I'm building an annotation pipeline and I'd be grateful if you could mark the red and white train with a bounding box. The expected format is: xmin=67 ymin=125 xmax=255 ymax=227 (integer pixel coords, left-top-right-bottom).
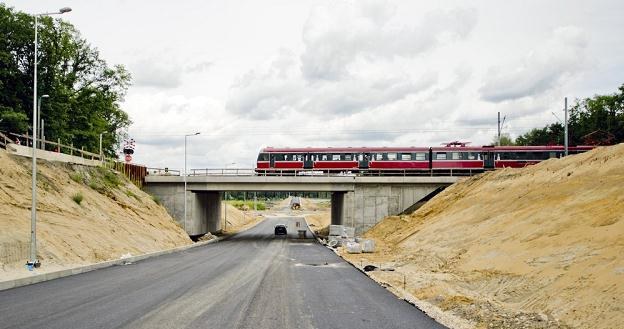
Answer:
xmin=255 ymin=142 xmax=593 ymax=175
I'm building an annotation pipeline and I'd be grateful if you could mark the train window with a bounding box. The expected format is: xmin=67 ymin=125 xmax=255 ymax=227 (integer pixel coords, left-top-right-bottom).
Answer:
xmin=257 ymin=153 xmax=269 ymax=161
xmin=375 ymin=153 xmax=383 ymax=161
xmin=332 ymin=154 xmax=341 ymax=161
xmin=345 ymin=154 xmax=352 ymax=161
xmin=415 ymin=153 xmax=426 ymax=161
xmin=450 ymin=152 xmax=461 ymax=160
xmin=321 ymin=154 xmax=328 ymax=161
xmin=400 ymin=153 xmax=412 ymax=161
xmin=274 ymin=154 xmax=285 ymax=161
xmin=435 ymin=153 xmax=447 ymax=160
xmin=467 ymin=152 xmax=476 ymax=160
xmin=387 ymin=153 xmax=397 ymax=161
xmin=296 ymin=154 xmax=303 ymax=161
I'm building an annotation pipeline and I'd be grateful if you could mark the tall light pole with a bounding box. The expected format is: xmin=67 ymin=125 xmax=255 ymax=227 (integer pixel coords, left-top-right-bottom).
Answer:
xmin=37 ymin=95 xmax=49 ymax=149
xmin=564 ymin=97 xmax=569 ymax=156
xmin=183 ymin=132 xmax=200 ymax=234
xmin=28 ymin=7 xmax=72 ymax=269
xmin=223 ymin=162 xmax=236 ymax=231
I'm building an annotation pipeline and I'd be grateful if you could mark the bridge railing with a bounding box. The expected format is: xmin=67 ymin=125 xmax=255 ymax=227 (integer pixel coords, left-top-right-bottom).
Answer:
xmin=190 ymin=168 xmax=256 ymax=176
xmin=147 ymin=167 xmax=182 ymax=176
xmin=182 ymin=168 xmax=483 ymax=177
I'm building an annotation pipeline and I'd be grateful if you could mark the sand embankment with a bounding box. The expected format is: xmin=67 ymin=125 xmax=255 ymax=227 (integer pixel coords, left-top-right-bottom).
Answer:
xmin=341 ymin=144 xmax=624 ymax=329
xmin=0 ymin=149 xmax=192 ymax=281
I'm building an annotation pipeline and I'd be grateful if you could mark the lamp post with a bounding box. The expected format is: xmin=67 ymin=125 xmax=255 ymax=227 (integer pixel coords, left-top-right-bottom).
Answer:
xmin=37 ymin=95 xmax=49 ymax=149
xmin=28 ymin=7 xmax=72 ymax=269
xmin=223 ymin=162 xmax=236 ymax=231
xmin=183 ymin=132 xmax=200 ymax=233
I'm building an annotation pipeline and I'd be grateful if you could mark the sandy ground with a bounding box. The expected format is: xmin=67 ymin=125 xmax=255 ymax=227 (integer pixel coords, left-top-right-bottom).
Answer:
xmin=339 ymin=144 xmax=624 ymax=329
xmin=220 ymin=203 xmax=265 ymax=234
xmin=0 ymin=149 xmax=192 ymax=282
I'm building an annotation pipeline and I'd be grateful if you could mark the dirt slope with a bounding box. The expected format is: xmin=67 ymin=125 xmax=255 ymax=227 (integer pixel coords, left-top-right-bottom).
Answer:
xmin=0 ymin=149 xmax=192 ymax=281
xmin=342 ymin=144 xmax=624 ymax=329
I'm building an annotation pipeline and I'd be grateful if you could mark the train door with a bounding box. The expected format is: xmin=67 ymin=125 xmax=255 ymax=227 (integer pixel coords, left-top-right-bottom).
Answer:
xmin=359 ymin=153 xmax=370 ymax=169
xmin=303 ymin=153 xmax=314 ymax=169
xmin=483 ymin=151 xmax=494 ymax=169
xmin=270 ymin=154 xmax=276 ymax=168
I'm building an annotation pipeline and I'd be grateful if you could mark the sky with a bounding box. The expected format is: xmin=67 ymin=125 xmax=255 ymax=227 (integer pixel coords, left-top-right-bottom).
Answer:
xmin=3 ymin=0 xmax=624 ymax=171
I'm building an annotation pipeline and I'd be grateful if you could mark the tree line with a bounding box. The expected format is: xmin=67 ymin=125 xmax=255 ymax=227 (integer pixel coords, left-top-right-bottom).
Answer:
xmin=0 ymin=4 xmax=131 ymax=157
xmin=498 ymin=84 xmax=624 ymax=146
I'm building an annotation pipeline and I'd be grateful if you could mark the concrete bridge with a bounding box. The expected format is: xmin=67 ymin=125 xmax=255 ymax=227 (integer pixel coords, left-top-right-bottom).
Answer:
xmin=144 ymin=175 xmax=460 ymax=236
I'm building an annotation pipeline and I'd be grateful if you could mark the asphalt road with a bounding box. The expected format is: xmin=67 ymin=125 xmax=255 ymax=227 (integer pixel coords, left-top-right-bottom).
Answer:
xmin=0 ymin=217 xmax=445 ymax=329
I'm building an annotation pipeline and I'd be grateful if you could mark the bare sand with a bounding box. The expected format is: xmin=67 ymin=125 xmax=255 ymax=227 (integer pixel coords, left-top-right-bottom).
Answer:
xmin=340 ymin=144 xmax=624 ymax=329
xmin=221 ymin=203 xmax=265 ymax=234
xmin=0 ymin=150 xmax=192 ymax=282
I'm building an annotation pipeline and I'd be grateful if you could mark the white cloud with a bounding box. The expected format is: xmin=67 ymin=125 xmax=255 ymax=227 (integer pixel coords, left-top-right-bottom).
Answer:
xmin=479 ymin=26 xmax=588 ymax=103
xmin=300 ymin=3 xmax=477 ymax=81
xmin=131 ymin=59 xmax=183 ymax=89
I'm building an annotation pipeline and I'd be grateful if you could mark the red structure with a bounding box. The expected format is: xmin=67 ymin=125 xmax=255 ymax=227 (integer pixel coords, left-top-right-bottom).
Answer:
xmin=256 ymin=144 xmax=594 ymax=175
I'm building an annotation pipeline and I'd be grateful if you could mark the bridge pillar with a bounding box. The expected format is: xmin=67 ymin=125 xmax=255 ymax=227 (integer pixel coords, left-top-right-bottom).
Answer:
xmin=342 ymin=184 xmax=441 ymax=235
xmin=205 ymin=192 xmax=221 ymax=232
xmin=330 ymin=192 xmax=345 ymax=225
xmin=188 ymin=191 xmax=221 ymax=236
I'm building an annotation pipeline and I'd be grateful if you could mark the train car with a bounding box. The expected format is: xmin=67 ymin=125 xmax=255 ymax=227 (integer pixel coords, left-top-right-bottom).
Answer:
xmin=488 ymin=145 xmax=594 ymax=169
xmin=256 ymin=144 xmax=594 ymax=175
xmin=430 ymin=141 xmax=484 ymax=172
xmin=256 ymin=146 xmax=431 ymax=174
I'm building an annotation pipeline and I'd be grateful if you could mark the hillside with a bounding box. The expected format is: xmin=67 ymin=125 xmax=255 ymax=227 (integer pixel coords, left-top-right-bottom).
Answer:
xmin=341 ymin=144 xmax=624 ymax=329
xmin=0 ymin=149 xmax=192 ymax=281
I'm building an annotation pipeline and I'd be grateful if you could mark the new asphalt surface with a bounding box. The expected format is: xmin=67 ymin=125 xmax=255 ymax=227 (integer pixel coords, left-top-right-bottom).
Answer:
xmin=0 ymin=216 xmax=445 ymax=329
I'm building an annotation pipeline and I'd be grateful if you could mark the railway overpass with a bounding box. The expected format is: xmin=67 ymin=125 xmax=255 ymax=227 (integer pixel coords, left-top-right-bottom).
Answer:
xmin=144 ymin=174 xmax=460 ymax=236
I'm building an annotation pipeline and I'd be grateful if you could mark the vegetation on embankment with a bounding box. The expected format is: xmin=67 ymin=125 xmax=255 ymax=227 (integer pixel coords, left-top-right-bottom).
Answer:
xmin=340 ymin=143 xmax=624 ymax=329
xmin=0 ymin=149 xmax=192 ymax=281
xmin=0 ymin=4 xmax=131 ymax=157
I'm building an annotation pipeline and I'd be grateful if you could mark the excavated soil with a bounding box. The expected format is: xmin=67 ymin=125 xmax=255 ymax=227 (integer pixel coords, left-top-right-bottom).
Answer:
xmin=340 ymin=144 xmax=624 ymax=329
xmin=0 ymin=149 xmax=192 ymax=281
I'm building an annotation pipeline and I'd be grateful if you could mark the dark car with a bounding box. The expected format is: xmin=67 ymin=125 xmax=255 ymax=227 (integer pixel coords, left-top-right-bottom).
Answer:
xmin=274 ymin=224 xmax=287 ymax=235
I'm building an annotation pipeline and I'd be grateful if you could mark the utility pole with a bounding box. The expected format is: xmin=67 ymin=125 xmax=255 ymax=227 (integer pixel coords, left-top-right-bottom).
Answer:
xmin=564 ymin=97 xmax=569 ymax=156
xmin=497 ymin=112 xmax=500 ymax=146
xmin=497 ymin=112 xmax=506 ymax=146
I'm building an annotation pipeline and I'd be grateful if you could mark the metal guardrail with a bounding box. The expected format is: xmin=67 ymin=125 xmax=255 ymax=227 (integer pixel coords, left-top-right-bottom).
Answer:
xmin=147 ymin=167 xmax=182 ymax=176
xmin=190 ymin=168 xmax=256 ymax=176
xmin=161 ymin=168 xmax=484 ymax=178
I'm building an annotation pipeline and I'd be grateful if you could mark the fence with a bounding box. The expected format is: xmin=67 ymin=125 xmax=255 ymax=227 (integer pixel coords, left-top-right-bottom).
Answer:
xmin=188 ymin=168 xmax=483 ymax=177
xmin=3 ymin=131 xmax=104 ymax=161
xmin=105 ymin=161 xmax=148 ymax=188
xmin=1 ymin=130 xmax=148 ymax=187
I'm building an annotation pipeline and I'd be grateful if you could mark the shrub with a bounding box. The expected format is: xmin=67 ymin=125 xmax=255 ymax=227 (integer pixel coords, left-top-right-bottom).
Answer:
xmin=69 ymin=172 xmax=83 ymax=183
xmin=72 ymin=192 xmax=83 ymax=205
xmin=151 ymin=195 xmax=162 ymax=205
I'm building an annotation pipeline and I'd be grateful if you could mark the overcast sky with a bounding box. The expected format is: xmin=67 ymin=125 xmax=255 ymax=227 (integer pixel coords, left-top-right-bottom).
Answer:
xmin=4 ymin=0 xmax=624 ymax=170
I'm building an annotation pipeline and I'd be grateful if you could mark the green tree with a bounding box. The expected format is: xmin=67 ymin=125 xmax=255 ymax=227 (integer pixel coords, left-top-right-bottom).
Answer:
xmin=492 ymin=133 xmax=515 ymax=146
xmin=516 ymin=123 xmax=564 ymax=146
xmin=516 ymin=84 xmax=624 ymax=146
xmin=0 ymin=4 xmax=131 ymax=157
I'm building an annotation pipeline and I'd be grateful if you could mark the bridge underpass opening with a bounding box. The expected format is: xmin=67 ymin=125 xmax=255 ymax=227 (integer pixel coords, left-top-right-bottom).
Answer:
xmin=187 ymin=189 xmax=342 ymax=237
xmin=143 ymin=175 xmax=458 ymax=237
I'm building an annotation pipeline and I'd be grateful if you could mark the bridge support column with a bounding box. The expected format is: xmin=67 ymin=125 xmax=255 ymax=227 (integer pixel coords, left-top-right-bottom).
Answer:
xmin=342 ymin=184 xmax=442 ymax=236
xmin=205 ymin=192 xmax=221 ymax=232
xmin=331 ymin=192 xmax=345 ymax=225
xmin=188 ymin=191 xmax=221 ymax=236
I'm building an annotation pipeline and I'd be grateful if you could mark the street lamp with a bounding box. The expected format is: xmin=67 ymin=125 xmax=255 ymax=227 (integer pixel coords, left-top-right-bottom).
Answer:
xmin=28 ymin=7 xmax=72 ymax=270
xmin=183 ymin=132 xmax=200 ymax=233
xmin=37 ymin=95 xmax=49 ymax=149
xmin=223 ymin=162 xmax=236 ymax=231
